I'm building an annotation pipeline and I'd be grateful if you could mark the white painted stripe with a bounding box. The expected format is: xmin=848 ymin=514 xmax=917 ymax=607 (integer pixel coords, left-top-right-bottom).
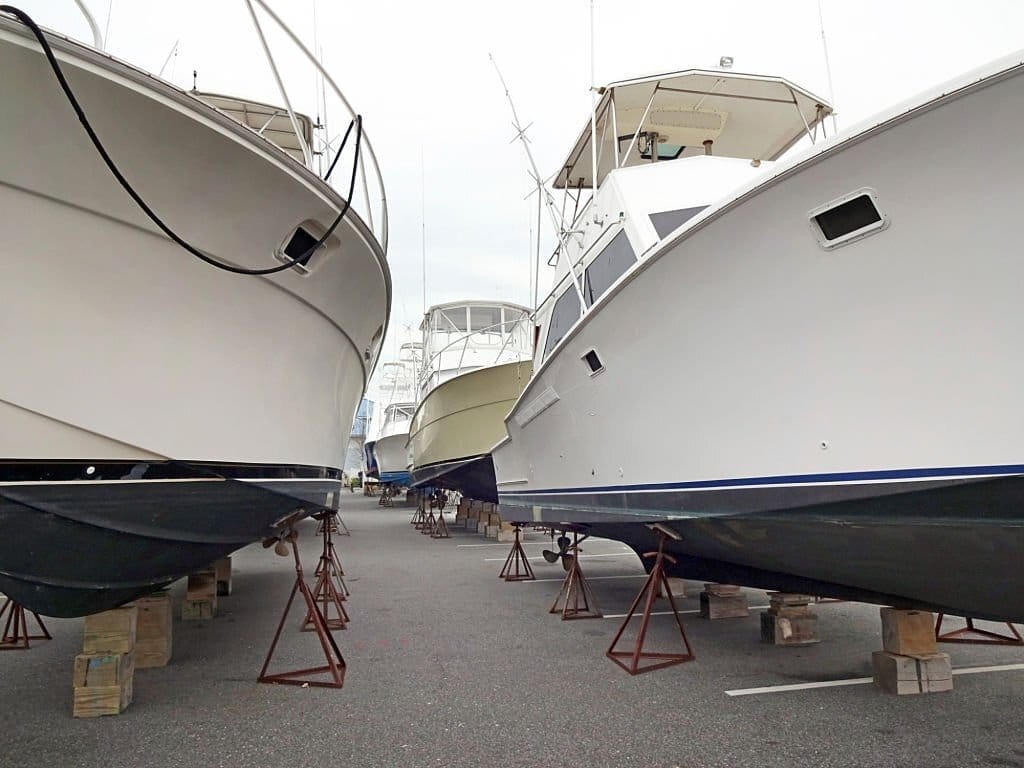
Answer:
xmin=724 ymin=662 xmax=1024 ymax=697
xmin=951 ymin=662 xmax=1024 ymax=676
xmin=0 ymin=476 xmax=338 ymax=487
xmin=602 ymin=604 xmax=769 ymax=619
xmin=0 ymin=477 xmax=222 ymax=486
xmin=483 ymin=551 xmax=634 ymax=563
xmin=525 ymin=574 xmax=649 ymax=583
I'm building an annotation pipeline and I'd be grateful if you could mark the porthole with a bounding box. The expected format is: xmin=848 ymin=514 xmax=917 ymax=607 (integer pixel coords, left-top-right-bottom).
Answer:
xmin=582 ymin=349 xmax=604 ymax=375
xmin=808 ymin=189 xmax=888 ymax=250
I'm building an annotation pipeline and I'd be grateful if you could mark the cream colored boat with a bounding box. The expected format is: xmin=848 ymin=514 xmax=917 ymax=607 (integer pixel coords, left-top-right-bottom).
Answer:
xmin=408 ymin=302 xmax=532 ymax=501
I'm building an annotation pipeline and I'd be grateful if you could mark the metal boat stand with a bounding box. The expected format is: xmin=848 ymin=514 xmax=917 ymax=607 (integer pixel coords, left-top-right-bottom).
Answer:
xmin=378 ymin=484 xmax=394 ymax=507
xmin=410 ymin=495 xmax=426 ymax=527
xmin=549 ymin=533 xmax=601 ymax=620
xmin=606 ymin=533 xmax=695 ymax=675
xmin=313 ymin=512 xmax=349 ymax=597
xmin=258 ymin=529 xmax=346 ymax=688
xmin=430 ymin=492 xmax=450 ymax=538
xmin=935 ymin=614 xmax=1024 ymax=645
xmin=0 ymin=598 xmax=51 ymax=650
xmin=499 ymin=525 xmax=535 ymax=581
xmin=420 ymin=497 xmax=436 ymax=534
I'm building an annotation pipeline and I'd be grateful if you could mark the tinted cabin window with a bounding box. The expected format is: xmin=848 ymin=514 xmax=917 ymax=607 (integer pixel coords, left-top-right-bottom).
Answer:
xmin=584 ymin=231 xmax=636 ymax=306
xmin=814 ymin=195 xmax=882 ymax=241
xmin=543 ymin=288 xmax=581 ymax=358
xmin=649 ymin=205 xmax=708 ymax=239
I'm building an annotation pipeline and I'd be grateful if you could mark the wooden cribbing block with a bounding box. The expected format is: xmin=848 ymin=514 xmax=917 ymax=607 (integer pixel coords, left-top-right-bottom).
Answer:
xmin=699 ymin=586 xmax=749 ymax=619
xmin=182 ymin=598 xmax=215 ymax=621
xmin=73 ymin=651 xmax=134 ymax=718
xmin=129 ymin=593 xmax=172 ymax=668
xmin=872 ymin=651 xmax=952 ymax=695
xmin=213 ymin=557 xmax=232 ymax=596
xmin=82 ymin=606 xmax=138 ymax=654
xmin=74 ymin=651 xmax=134 ymax=688
xmin=186 ymin=569 xmax=217 ymax=600
xmin=880 ymin=608 xmax=937 ymax=656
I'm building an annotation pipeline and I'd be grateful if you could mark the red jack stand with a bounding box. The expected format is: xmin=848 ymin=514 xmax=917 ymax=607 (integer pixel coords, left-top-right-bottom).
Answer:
xmin=0 ymin=598 xmax=51 ymax=650
xmin=549 ymin=535 xmax=601 ymax=619
xmin=499 ymin=525 xmax=535 ymax=581
xmin=606 ymin=534 xmax=694 ymax=675
xmin=935 ymin=614 xmax=1024 ymax=645
xmin=420 ymin=502 xmax=436 ymax=534
xmin=258 ymin=530 xmax=346 ymax=688
xmin=313 ymin=513 xmax=350 ymax=598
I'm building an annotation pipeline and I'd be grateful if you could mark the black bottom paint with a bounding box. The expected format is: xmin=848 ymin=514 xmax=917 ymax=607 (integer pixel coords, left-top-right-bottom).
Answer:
xmin=0 ymin=460 xmax=340 ymax=617
xmin=499 ymin=474 xmax=1024 ymax=623
xmin=411 ymin=454 xmax=498 ymax=503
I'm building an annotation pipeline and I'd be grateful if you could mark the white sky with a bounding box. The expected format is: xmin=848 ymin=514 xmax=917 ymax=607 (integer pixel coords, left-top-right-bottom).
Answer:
xmin=18 ymin=0 xmax=1024 ymax=399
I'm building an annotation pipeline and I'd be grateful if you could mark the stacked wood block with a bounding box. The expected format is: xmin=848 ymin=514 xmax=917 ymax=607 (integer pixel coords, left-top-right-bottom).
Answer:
xmin=214 ymin=557 xmax=232 ymax=596
xmin=760 ymin=593 xmax=820 ymax=646
xmin=699 ymin=583 xmax=750 ymax=619
xmin=496 ymin=521 xmax=518 ymax=543
xmin=182 ymin=569 xmax=217 ymax=620
xmin=455 ymin=499 xmax=469 ymax=527
xmin=485 ymin=511 xmax=502 ymax=539
xmin=74 ymin=606 xmax=137 ymax=718
xmin=476 ymin=502 xmax=492 ymax=534
xmin=129 ymin=592 xmax=172 ymax=668
xmin=872 ymin=608 xmax=952 ymax=695
xmin=465 ymin=501 xmax=481 ymax=531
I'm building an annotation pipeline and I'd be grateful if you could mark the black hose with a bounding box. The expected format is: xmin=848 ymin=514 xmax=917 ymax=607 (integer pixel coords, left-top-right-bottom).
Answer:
xmin=1 ymin=5 xmax=362 ymax=276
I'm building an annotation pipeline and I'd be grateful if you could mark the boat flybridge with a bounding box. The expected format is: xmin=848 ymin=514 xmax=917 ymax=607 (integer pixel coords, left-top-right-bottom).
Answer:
xmin=493 ymin=56 xmax=1024 ymax=622
xmin=538 ymin=67 xmax=832 ymax=357
xmin=408 ymin=301 xmax=533 ymax=501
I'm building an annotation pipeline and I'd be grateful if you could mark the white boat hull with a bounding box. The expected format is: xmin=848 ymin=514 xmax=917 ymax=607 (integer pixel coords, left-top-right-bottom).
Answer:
xmin=495 ymin=54 xmax=1024 ymax=621
xmin=0 ymin=20 xmax=389 ymax=615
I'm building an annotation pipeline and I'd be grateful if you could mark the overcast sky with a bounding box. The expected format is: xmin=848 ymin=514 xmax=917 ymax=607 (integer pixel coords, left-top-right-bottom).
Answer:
xmin=20 ymin=0 xmax=1024 ymax=398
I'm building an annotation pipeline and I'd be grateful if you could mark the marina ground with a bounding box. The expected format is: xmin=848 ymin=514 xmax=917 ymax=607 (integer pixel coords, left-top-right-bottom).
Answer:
xmin=3 ymin=493 xmax=1023 ymax=768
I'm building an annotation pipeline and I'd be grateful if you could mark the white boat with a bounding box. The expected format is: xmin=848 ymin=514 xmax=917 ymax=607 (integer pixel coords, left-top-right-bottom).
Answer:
xmin=366 ymin=343 xmax=420 ymax=487
xmin=493 ymin=56 xmax=1024 ymax=622
xmin=408 ymin=301 xmax=532 ymax=500
xmin=0 ymin=6 xmax=390 ymax=616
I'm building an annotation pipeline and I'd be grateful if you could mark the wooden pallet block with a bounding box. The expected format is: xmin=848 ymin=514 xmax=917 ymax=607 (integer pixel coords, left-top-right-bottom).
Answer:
xmin=213 ymin=557 xmax=232 ymax=596
xmin=73 ymin=651 xmax=134 ymax=718
xmin=73 ymin=678 xmax=133 ymax=718
xmin=182 ymin=598 xmax=215 ymax=621
xmin=82 ymin=606 xmax=138 ymax=654
xmin=186 ymin=570 xmax=217 ymax=601
xmin=880 ymin=608 xmax=937 ymax=656
xmin=872 ymin=650 xmax=952 ymax=694
xmin=129 ymin=593 xmax=172 ymax=668
xmin=699 ymin=591 xmax=749 ymax=620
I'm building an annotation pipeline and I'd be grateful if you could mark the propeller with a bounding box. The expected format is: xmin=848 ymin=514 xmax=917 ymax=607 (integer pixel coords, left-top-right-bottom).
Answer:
xmin=542 ymin=535 xmax=574 ymax=571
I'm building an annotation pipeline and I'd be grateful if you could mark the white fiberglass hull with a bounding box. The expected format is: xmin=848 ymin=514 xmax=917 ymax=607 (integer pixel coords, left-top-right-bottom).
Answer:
xmin=0 ymin=20 xmax=389 ymax=615
xmin=372 ymin=432 xmax=411 ymax=486
xmin=495 ymin=53 xmax=1024 ymax=621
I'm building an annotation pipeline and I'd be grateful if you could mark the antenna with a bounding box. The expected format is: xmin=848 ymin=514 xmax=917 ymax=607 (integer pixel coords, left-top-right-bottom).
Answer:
xmin=588 ymin=0 xmax=598 ymax=196
xmin=488 ymin=54 xmax=587 ymax=309
xmin=157 ymin=40 xmax=179 ymax=79
xmin=817 ymin=0 xmax=839 ymax=134
xmin=420 ymin=147 xmax=427 ymax=316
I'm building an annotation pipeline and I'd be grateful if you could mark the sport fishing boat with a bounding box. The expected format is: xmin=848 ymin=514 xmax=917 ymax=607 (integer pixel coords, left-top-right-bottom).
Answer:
xmin=0 ymin=5 xmax=390 ymax=616
xmin=366 ymin=342 xmax=420 ymax=488
xmin=408 ymin=301 xmax=532 ymax=502
xmin=493 ymin=57 xmax=1024 ymax=622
